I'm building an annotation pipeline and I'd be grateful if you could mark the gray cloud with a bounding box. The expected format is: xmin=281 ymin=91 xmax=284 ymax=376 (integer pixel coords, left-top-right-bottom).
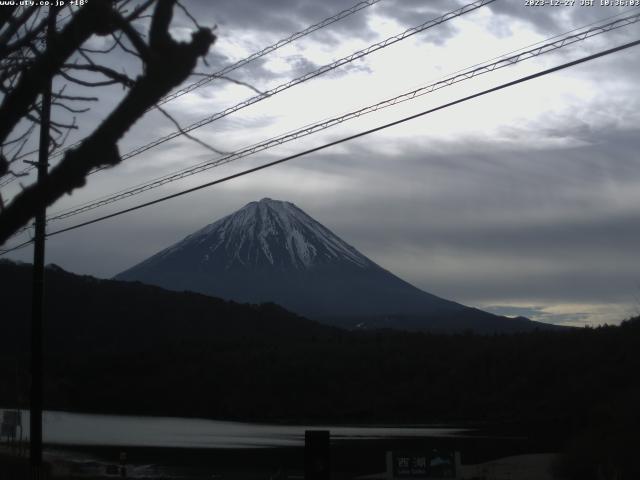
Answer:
xmin=4 ymin=0 xmax=640 ymax=327
xmin=187 ymin=0 xmax=476 ymax=51
xmin=189 ymin=0 xmax=376 ymax=42
xmin=26 ymin=115 xmax=638 ymax=324
xmin=236 ymin=118 xmax=640 ymax=313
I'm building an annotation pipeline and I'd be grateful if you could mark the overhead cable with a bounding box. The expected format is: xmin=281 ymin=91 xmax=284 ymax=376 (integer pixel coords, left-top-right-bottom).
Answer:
xmin=2 ymin=36 xmax=638 ymax=255
xmin=0 ymin=0 xmax=383 ymax=187
xmin=42 ymin=12 xmax=640 ymax=225
xmin=94 ymin=0 xmax=497 ymax=165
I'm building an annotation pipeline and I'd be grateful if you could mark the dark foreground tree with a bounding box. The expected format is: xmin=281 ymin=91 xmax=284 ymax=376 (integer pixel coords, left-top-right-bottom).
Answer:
xmin=0 ymin=0 xmax=215 ymax=245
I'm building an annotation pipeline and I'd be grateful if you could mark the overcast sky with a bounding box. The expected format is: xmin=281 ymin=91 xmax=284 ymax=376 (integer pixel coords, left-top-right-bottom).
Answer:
xmin=3 ymin=0 xmax=640 ymax=326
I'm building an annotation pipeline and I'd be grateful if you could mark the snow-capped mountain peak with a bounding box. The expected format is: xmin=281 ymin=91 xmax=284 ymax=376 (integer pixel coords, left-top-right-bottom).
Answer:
xmin=115 ymin=198 xmax=545 ymax=332
xmin=146 ymin=198 xmax=371 ymax=271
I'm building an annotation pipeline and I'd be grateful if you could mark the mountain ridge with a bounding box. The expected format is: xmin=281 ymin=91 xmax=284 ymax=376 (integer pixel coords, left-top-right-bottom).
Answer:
xmin=116 ymin=198 xmax=553 ymax=333
xmin=0 ymin=258 xmax=336 ymax=356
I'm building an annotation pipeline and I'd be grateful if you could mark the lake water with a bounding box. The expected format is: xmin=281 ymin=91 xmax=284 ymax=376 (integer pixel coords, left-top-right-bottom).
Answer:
xmin=1 ymin=409 xmax=464 ymax=448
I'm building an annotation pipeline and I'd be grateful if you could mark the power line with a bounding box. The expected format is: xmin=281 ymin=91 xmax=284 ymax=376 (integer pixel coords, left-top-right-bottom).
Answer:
xmin=0 ymin=0 xmax=383 ymax=187
xmin=37 ymin=0 xmax=497 ymax=178
xmin=41 ymin=12 xmax=640 ymax=226
xmin=4 ymin=0 xmax=497 ymax=239
xmin=0 ymin=238 xmax=33 ymax=255
xmin=403 ymin=5 xmax=640 ymax=96
xmin=93 ymin=0 xmax=496 ymax=166
xmin=155 ymin=0 xmax=384 ymax=107
xmin=2 ymin=37 xmax=638 ymax=255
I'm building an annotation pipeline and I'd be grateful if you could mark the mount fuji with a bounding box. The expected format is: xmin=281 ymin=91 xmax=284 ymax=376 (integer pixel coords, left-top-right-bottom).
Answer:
xmin=115 ymin=198 xmax=549 ymax=333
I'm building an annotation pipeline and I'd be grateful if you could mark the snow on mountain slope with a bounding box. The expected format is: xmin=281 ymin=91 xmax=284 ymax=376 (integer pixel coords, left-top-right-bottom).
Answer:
xmin=115 ymin=198 xmax=547 ymax=332
xmin=153 ymin=198 xmax=371 ymax=270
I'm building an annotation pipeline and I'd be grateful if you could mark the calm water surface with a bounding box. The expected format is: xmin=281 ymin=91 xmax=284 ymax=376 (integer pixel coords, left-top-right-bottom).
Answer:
xmin=2 ymin=409 xmax=464 ymax=448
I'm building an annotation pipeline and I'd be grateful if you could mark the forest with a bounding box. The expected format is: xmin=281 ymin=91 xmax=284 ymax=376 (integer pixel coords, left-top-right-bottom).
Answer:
xmin=1 ymin=260 xmax=639 ymax=478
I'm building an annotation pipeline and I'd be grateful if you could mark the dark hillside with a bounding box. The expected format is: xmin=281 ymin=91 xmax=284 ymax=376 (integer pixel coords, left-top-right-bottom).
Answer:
xmin=0 ymin=259 xmax=338 ymax=358
xmin=1 ymin=259 xmax=639 ymax=476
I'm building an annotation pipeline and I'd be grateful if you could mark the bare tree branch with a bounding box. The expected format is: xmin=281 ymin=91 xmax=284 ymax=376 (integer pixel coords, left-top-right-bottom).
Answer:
xmin=0 ymin=6 xmax=38 ymax=51
xmin=0 ymin=0 xmax=216 ymax=244
xmin=62 ymin=63 xmax=136 ymax=87
xmin=176 ymin=0 xmax=202 ymax=30
xmin=155 ymin=103 xmax=230 ymax=155
xmin=0 ymin=0 xmax=121 ymax=145
xmin=211 ymin=73 xmax=264 ymax=95
xmin=52 ymin=93 xmax=99 ymax=102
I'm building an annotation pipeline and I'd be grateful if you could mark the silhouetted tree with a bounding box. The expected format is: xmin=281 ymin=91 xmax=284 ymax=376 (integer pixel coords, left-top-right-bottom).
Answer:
xmin=0 ymin=0 xmax=215 ymax=245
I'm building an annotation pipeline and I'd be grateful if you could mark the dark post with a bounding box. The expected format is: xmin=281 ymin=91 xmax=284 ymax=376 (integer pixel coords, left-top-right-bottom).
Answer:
xmin=304 ymin=430 xmax=330 ymax=480
xmin=30 ymin=6 xmax=56 ymax=470
xmin=119 ymin=451 xmax=127 ymax=479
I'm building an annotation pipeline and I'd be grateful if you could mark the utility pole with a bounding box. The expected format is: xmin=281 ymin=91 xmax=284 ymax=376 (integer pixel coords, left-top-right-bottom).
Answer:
xmin=30 ymin=6 xmax=56 ymax=472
